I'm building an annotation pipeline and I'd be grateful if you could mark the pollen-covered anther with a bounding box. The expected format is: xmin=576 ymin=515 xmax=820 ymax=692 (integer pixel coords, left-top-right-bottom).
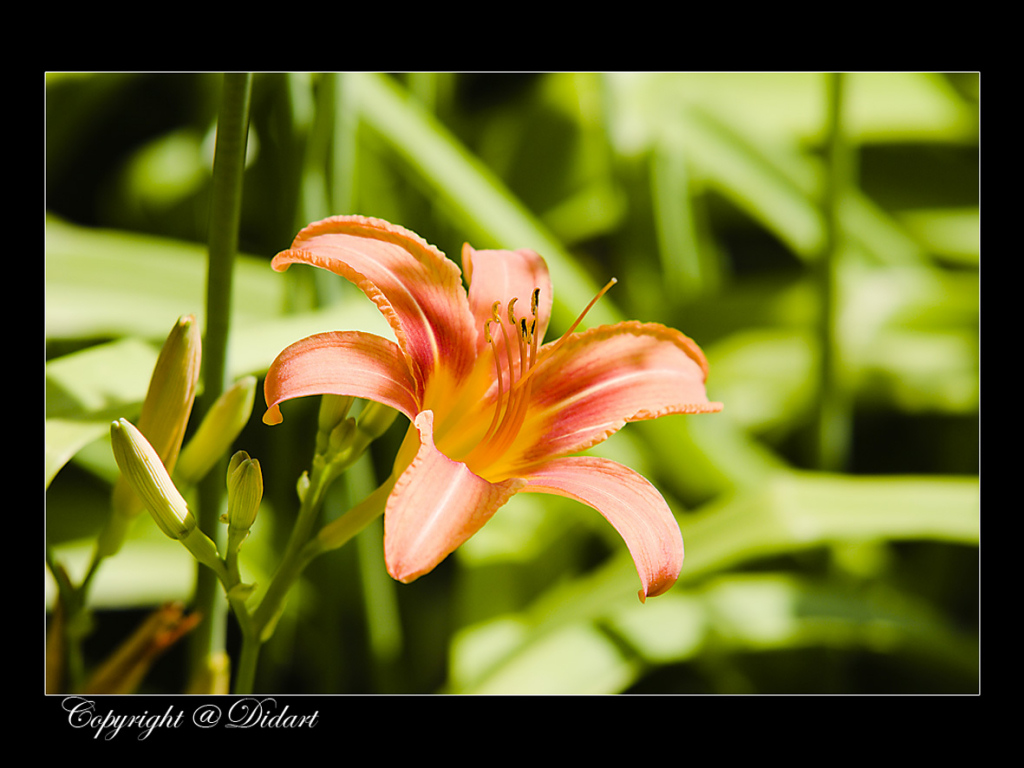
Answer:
xmin=506 ymin=297 xmax=519 ymax=326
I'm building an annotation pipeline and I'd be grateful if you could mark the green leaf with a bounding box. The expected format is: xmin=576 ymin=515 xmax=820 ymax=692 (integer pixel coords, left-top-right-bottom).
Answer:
xmin=45 ymin=215 xmax=281 ymax=341
xmin=448 ymin=470 xmax=978 ymax=693
xmin=45 ymin=338 xmax=157 ymax=487
xmin=679 ymin=471 xmax=979 ymax=581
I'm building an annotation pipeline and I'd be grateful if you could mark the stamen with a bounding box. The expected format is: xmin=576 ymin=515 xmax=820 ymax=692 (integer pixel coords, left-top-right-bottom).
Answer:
xmin=478 ymin=319 xmax=505 ymax=446
xmin=529 ymin=317 xmax=538 ymax=367
xmin=489 ymin=300 xmax=516 ymax=392
xmin=561 ymin=278 xmax=616 ymax=340
xmin=519 ymin=318 xmax=529 ymax=375
xmin=476 ymin=292 xmax=541 ymax=464
xmin=512 ymin=277 xmax=617 ymax=393
xmin=468 ymin=279 xmax=616 ymax=472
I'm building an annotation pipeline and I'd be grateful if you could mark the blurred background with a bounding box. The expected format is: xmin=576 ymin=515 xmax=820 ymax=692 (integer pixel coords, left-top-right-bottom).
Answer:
xmin=45 ymin=72 xmax=979 ymax=694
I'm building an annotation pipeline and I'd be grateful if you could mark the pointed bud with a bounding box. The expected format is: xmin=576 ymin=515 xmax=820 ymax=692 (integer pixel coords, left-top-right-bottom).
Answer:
xmin=356 ymin=400 xmax=398 ymax=441
xmin=318 ymin=394 xmax=355 ymax=434
xmin=328 ymin=417 xmax=357 ymax=452
xmin=296 ymin=471 xmax=311 ymax=503
xmin=112 ymin=315 xmax=202 ymax=518
xmin=175 ymin=375 xmax=257 ymax=484
xmin=110 ymin=418 xmax=195 ymax=540
xmin=110 ymin=418 xmax=224 ymax=575
xmin=135 ymin=314 xmax=202 ymax=473
xmin=226 ymin=451 xmax=262 ymax=536
xmin=316 ymin=395 xmax=355 ymax=455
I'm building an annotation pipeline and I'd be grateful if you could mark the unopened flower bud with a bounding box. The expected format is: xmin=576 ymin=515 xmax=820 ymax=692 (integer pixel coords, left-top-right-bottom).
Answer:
xmin=135 ymin=314 xmax=202 ymax=473
xmin=296 ymin=471 xmax=311 ymax=503
xmin=176 ymin=376 xmax=257 ymax=484
xmin=318 ymin=394 xmax=355 ymax=434
xmin=328 ymin=417 xmax=357 ymax=452
xmin=110 ymin=418 xmax=223 ymax=576
xmin=226 ymin=451 xmax=262 ymax=537
xmin=112 ymin=315 xmax=202 ymax=518
xmin=357 ymin=400 xmax=398 ymax=441
xmin=316 ymin=395 xmax=355 ymax=455
xmin=111 ymin=418 xmax=194 ymax=540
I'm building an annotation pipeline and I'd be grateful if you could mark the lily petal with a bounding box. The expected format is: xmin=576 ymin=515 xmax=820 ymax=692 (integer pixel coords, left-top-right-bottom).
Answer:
xmin=506 ymin=322 xmax=723 ymax=471
xmin=263 ymin=331 xmax=420 ymax=425
xmin=384 ymin=410 xmax=525 ymax=584
xmin=271 ymin=215 xmax=479 ymax=394
xmin=463 ymin=244 xmax=553 ymax=355
xmin=521 ymin=456 xmax=684 ymax=602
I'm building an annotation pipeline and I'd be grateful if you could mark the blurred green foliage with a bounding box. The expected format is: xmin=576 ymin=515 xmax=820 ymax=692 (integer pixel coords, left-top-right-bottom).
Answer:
xmin=45 ymin=72 xmax=979 ymax=694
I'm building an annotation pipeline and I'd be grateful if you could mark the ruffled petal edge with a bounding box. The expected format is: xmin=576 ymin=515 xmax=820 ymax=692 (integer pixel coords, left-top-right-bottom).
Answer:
xmin=502 ymin=321 xmax=723 ymax=472
xmin=272 ymin=215 xmax=479 ymax=392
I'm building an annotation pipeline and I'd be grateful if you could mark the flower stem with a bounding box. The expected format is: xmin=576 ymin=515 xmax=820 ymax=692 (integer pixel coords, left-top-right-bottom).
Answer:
xmin=233 ymin=472 xmax=394 ymax=693
xmin=232 ymin=628 xmax=261 ymax=695
xmin=813 ymin=72 xmax=852 ymax=472
xmin=190 ymin=72 xmax=253 ymax=689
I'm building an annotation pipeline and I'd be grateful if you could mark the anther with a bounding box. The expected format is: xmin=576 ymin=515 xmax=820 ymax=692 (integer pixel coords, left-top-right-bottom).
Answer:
xmin=512 ymin=277 xmax=617 ymax=394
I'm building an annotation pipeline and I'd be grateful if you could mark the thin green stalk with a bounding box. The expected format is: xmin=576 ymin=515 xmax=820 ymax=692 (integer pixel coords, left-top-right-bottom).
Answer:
xmin=813 ymin=73 xmax=852 ymax=472
xmin=232 ymin=629 xmax=261 ymax=695
xmin=190 ymin=72 xmax=253 ymax=688
xmin=224 ymin=479 xmax=323 ymax=691
xmin=328 ymin=72 xmax=357 ymax=215
xmin=229 ymin=472 xmax=393 ymax=693
xmin=204 ymin=72 xmax=252 ymax=399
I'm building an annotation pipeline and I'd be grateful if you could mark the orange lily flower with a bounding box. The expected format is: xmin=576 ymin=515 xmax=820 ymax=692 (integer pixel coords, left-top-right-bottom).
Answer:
xmin=263 ymin=216 xmax=722 ymax=601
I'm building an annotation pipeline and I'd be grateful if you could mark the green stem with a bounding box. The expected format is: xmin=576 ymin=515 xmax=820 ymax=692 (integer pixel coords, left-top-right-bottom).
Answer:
xmin=203 ymin=72 xmax=252 ymax=401
xmin=240 ymin=474 xmax=394 ymax=688
xmin=246 ymin=464 xmax=343 ymax=638
xmin=222 ymin=400 xmax=395 ymax=692
xmin=813 ymin=72 xmax=852 ymax=472
xmin=233 ymin=629 xmax=261 ymax=695
xmin=45 ymin=551 xmax=85 ymax=692
xmin=222 ymin=463 xmax=333 ymax=694
xmin=190 ymin=72 xmax=253 ymax=688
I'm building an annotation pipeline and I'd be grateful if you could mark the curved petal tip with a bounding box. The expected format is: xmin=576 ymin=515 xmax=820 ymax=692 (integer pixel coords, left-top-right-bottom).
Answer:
xmin=521 ymin=456 xmax=683 ymax=604
xmin=263 ymin=404 xmax=283 ymax=426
